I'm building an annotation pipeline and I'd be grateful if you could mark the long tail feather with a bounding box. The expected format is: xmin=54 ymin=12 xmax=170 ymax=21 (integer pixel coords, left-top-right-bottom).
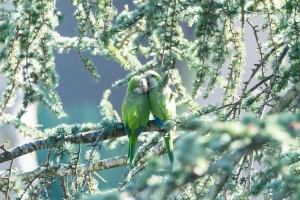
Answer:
xmin=127 ymin=139 xmax=131 ymax=164
xmin=164 ymin=130 xmax=174 ymax=164
xmin=128 ymin=136 xmax=138 ymax=164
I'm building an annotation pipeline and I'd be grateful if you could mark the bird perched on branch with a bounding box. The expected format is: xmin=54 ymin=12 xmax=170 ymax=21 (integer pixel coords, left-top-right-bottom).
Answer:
xmin=122 ymin=76 xmax=150 ymax=164
xmin=144 ymin=70 xmax=176 ymax=165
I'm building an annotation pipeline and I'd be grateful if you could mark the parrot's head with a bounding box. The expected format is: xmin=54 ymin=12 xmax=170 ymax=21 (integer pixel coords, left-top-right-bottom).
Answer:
xmin=128 ymin=75 xmax=148 ymax=94
xmin=144 ymin=70 xmax=162 ymax=89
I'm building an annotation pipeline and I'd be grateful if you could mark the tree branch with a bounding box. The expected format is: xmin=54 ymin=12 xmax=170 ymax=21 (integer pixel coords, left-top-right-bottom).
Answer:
xmin=0 ymin=135 xmax=176 ymax=191
xmin=0 ymin=120 xmax=159 ymax=164
xmin=268 ymin=82 xmax=300 ymax=114
xmin=0 ymin=156 xmax=126 ymax=191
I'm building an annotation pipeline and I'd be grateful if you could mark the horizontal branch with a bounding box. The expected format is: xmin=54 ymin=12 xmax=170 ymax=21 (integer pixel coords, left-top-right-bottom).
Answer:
xmin=0 ymin=120 xmax=160 ymax=164
xmin=0 ymin=155 xmax=127 ymax=191
xmin=0 ymin=136 xmax=174 ymax=191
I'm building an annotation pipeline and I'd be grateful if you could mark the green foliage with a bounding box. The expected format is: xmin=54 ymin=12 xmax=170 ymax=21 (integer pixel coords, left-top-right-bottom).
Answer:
xmin=1 ymin=0 xmax=300 ymax=199
xmin=99 ymin=89 xmax=120 ymax=121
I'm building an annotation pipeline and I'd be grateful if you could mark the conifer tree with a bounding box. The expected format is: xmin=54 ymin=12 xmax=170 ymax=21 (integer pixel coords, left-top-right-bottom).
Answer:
xmin=0 ymin=0 xmax=300 ymax=199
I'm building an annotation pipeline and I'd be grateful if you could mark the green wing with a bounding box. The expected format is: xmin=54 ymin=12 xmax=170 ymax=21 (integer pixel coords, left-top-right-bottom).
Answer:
xmin=137 ymin=94 xmax=151 ymax=127
xmin=122 ymin=92 xmax=150 ymax=131
xmin=149 ymin=86 xmax=176 ymax=122
xmin=122 ymin=92 xmax=150 ymax=164
xmin=148 ymin=85 xmax=176 ymax=165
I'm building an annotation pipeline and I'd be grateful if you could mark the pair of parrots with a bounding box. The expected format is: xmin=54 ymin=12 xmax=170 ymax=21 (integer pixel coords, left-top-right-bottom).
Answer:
xmin=122 ymin=70 xmax=176 ymax=165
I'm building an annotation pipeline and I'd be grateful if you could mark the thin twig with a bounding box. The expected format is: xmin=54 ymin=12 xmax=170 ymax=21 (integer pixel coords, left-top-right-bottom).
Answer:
xmin=246 ymin=153 xmax=254 ymax=199
xmin=5 ymin=159 xmax=14 ymax=200
xmin=81 ymin=130 xmax=104 ymax=193
xmin=258 ymin=45 xmax=289 ymax=116
xmin=119 ymin=164 xmax=146 ymax=190
xmin=93 ymin=172 xmax=107 ymax=183
xmin=60 ymin=175 xmax=69 ymax=199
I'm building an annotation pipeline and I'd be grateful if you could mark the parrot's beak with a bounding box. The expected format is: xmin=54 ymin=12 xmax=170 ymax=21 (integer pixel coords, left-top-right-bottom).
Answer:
xmin=139 ymin=78 xmax=148 ymax=94
xmin=143 ymin=86 xmax=148 ymax=93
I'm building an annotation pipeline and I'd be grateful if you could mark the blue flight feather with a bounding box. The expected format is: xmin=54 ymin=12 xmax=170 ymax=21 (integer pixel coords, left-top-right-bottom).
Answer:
xmin=154 ymin=116 xmax=164 ymax=128
xmin=124 ymin=126 xmax=130 ymax=136
xmin=136 ymin=126 xmax=145 ymax=137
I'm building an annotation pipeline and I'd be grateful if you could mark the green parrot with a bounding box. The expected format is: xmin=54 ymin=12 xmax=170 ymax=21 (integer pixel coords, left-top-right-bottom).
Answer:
xmin=122 ymin=75 xmax=150 ymax=164
xmin=144 ymin=70 xmax=176 ymax=165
